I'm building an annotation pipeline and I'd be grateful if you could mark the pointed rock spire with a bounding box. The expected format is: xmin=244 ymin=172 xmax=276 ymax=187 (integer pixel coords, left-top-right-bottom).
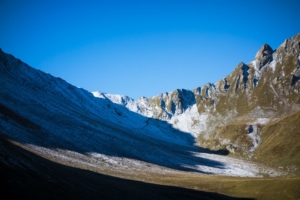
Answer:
xmin=254 ymin=44 xmax=274 ymax=70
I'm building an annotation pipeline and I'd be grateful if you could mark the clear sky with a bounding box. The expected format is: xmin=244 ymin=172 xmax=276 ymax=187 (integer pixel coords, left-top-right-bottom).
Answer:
xmin=1 ymin=0 xmax=299 ymax=99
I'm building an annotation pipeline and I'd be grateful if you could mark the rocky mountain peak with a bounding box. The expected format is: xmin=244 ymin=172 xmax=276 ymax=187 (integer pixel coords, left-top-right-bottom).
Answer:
xmin=88 ymin=33 xmax=300 ymax=155
xmin=254 ymin=43 xmax=274 ymax=70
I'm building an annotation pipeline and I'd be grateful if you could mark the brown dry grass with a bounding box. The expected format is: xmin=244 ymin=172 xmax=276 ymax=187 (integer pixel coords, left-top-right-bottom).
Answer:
xmin=254 ymin=109 xmax=300 ymax=174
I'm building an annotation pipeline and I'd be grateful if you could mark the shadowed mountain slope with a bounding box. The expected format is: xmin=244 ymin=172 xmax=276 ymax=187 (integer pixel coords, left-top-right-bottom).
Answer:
xmin=0 ymin=48 xmax=224 ymax=174
xmin=0 ymin=48 xmax=276 ymax=177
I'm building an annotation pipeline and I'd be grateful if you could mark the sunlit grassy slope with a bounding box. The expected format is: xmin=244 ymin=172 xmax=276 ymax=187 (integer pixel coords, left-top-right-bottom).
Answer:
xmin=198 ymin=109 xmax=300 ymax=176
xmin=254 ymin=109 xmax=300 ymax=174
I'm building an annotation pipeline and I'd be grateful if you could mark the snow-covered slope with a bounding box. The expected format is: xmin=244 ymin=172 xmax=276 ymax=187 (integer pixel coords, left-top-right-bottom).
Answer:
xmin=1 ymin=48 xmax=283 ymax=177
xmin=93 ymin=33 xmax=300 ymax=160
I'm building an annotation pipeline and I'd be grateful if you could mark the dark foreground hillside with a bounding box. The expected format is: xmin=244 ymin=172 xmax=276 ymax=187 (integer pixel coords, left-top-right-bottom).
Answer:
xmin=0 ymin=138 xmax=250 ymax=200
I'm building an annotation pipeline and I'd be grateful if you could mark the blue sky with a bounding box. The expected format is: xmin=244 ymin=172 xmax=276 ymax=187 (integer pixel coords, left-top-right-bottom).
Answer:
xmin=1 ymin=0 xmax=299 ymax=99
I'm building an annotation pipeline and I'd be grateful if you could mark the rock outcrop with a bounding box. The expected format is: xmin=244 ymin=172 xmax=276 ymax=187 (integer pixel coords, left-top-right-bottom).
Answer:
xmin=254 ymin=44 xmax=274 ymax=70
xmin=102 ymin=33 xmax=300 ymax=159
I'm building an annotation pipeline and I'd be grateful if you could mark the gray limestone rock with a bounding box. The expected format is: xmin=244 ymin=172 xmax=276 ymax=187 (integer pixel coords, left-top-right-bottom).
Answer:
xmin=255 ymin=44 xmax=274 ymax=70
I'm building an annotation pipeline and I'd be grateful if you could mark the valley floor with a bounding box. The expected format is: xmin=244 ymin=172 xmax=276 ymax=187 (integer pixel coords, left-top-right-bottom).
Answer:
xmin=1 ymin=137 xmax=299 ymax=200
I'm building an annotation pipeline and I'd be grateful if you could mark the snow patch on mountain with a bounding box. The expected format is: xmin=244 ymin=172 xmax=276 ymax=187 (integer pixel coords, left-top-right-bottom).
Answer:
xmin=170 ymin=105 xmax=208 ymax=138
xmin=92 ymin=91 xmax=142 ymax=113
xmin=246 ymin=118 xmax=270 ymax=152
xmin=269 ymin=51 xmax=278 ymax=72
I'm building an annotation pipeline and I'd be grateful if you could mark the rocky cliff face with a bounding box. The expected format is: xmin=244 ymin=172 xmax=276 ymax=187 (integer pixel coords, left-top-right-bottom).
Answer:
xmin=101 ymin=33 xmax=300 ymax=160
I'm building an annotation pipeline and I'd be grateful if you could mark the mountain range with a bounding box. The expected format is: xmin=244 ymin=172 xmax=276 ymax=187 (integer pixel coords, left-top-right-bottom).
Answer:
xmin=1 ymin=33 xmax=300 ymax=199
xmin=95 ymin=33 xmax=300 ymax=170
